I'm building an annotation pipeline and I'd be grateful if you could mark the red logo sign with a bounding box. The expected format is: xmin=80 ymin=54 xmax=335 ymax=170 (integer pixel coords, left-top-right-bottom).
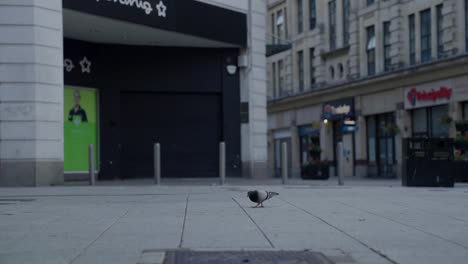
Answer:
xmin=407 ymin=86 xmax=452 ymax=106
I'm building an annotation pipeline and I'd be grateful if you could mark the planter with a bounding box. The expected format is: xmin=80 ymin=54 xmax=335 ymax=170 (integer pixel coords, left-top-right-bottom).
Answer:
xmin=455 ymin=123 xmax=468 ymax=132
xmin=453 ymin=161 xmax=468 ymax=182
xmin=454 ymin=141 xmax=468 ymax=151
xmin=301 ymin=164 xmax=330 ymax=180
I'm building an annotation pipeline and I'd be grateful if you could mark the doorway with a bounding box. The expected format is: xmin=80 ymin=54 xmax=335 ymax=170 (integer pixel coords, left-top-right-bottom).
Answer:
xmin=119 ymin=92 xmax=221 ymax=178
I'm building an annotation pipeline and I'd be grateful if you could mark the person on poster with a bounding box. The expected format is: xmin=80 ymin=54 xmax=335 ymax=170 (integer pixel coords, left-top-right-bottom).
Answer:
xmin=68 ymin=89 xmax=88 ymax=124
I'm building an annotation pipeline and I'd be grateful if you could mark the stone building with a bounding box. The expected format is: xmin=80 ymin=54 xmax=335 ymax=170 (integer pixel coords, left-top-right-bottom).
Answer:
xmin=267 ymin=0 xmax=468 ymax=179
xmin=0 ymin=0 xmax=268 ymax=186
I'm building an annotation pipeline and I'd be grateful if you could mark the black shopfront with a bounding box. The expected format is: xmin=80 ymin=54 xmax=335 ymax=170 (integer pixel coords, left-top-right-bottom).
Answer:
xmin=322 ymin=98 xmax=355 ymax=176
xmin=62 ymin=0 xmax=247 ymax=179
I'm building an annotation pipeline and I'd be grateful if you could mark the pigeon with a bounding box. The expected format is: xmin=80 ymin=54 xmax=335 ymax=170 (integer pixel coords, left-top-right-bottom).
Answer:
xmin=247 ymin=190 xmax=279 ymax=208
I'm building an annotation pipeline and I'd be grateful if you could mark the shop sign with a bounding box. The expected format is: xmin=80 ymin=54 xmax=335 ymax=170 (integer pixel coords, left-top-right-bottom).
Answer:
xmin=95 ymin=0 xmax=167 ymax=17
xmin=322 ymin=98 xmax=354 ymax=120
xmin=405 ymin=86 xmax=452 ymax=109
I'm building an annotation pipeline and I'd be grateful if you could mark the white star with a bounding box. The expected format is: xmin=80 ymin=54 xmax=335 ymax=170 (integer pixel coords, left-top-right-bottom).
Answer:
xmin=64 ymin=59 xmax=75 ymax=72
xmin=156 ymin=1 xmax=167 ymax=17
xmin=79 ymin=57 xmax=92 ymax=74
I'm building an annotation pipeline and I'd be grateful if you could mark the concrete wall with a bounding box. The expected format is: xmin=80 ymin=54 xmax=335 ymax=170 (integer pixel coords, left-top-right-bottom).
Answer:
xmin=0 ymin=0 xmax=64 ymax=186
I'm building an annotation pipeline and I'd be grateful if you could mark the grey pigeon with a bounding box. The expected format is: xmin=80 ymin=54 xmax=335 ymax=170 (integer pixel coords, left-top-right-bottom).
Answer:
xmin=247 ymin=190 xmax=279 ymax=208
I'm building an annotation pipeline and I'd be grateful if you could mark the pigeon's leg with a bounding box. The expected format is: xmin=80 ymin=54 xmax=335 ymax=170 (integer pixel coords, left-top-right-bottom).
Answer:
xmin=260 ymin=203 xmax=264 ymax=208
xmin=252 ymin=204 xmax=260 ymax=208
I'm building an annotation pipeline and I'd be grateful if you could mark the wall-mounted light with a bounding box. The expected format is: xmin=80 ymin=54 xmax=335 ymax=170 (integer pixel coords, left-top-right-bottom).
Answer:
xmin=323 ymin=119 xmax=329 ymax=124
xmin=226 ymin=56 xmax=237 ymax=75
xmin=226 ymin=65 xmax=237 ymax=75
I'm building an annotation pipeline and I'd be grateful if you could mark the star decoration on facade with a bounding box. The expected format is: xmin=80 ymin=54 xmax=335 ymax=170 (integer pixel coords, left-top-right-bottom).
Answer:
xmin=79 ymin=57 xmax=92 ymax=74
xmin=156 ymin=1 xmax=167 ymax=17
xmin=64 ymin=59 xmax=75 ymax=72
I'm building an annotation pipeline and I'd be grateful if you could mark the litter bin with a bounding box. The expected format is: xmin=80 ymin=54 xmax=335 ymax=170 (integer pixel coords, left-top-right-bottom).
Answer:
xmin=402 ymin=138 xmax=454 ymax=187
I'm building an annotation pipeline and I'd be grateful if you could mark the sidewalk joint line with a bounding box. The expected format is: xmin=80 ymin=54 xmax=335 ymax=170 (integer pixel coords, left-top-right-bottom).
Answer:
xmin=388 ymin=198 xmax=468 ymax=225
xmin=278 ymin=197 xmax=399 ymax=264
xmin=179 ymin=194 xmax=190 ymax=248
xmin=335 ymin=200 xmax=468 ymax=251
xmin=232 ymin=197 xmax=275 ymax=249
xmin=69 ymin=207 xmax=132 ymax=264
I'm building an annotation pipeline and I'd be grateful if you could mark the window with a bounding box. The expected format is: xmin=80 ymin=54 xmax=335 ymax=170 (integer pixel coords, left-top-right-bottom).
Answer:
xmin=272 ymin=62 xmax=277 ymax=98
xmin=278 ymin=60 xmax=285 ymax=96
xmin=412 ymin=105 xmax=449 ymax=138
xmin=463 ymin=102 xmax=468 ymax=119
xmin=297 ymin=0 xmax=303 ymax=34
xmin=338 ymin=63 xmax=344 ymax=78
xmin=343 ymin=0 xmax=350 ymax=46
xmin=309 ymin=48 xmax=315 ymax=87
xmin=298 ymin=50 xmax=304 ymax=91
xmin=466 ymin=0 xmax=468 ymax=52
xmin=431 ymin=105 xmax=450 ymax=137
xmin=284 ymin=8 xmax=288 ymax=40
xmin=412 ymin=108 xmax=428 ymax=137
xmin=298 ymin=126 xmax=320 ymax=166
xmin=367 ymin=113 xmax=396 ymax=178
xmin=420 ymin=9 xmax=432 ymax=63
xmin=367 ymin=25 xmax=376 ymax=76
xmin=271 ymin=13 xmax=275 ymax=43
xmin=329 ymin=66 xmax=335 ymax=80
xmin=437 ymin=4 xmax=444 ymax=58
xmin=367 ymin=116 xmax=377 ymax=163
xmin=276 ymin=10 xmax=284 ymax=43
xmin=367 ymin=0 xmax=375 ymax=6
xmin=409 ymin=14 xmax=416 ymax=65
xmin=309 ymin=0 xmax=316 ymax=30
xmin=329 ymin=0 xmax=336 ymax=50
xmin=383 ymin=21 xmax=391 ymax=71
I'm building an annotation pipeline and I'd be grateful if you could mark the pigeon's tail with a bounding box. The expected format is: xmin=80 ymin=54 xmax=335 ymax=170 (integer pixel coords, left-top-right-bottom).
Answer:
xmin=267 ymin=191 xmax=279 ymax=199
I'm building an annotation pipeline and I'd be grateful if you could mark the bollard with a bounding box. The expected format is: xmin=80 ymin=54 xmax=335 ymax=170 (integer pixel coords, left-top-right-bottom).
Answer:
xmin=219 ymin=142 xmax=225 ymax=185
xmin=88 ymin=144 xmax=95 ymax=186
xmin=154 ymin=143 xmax=161 ymax=185
xmin=281 ymin=142 xmax=288 ymax=185
xmin=337 ymin=142 xmax=344 ymax=186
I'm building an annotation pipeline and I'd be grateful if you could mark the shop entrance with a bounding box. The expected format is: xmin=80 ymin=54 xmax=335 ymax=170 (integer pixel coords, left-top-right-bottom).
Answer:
xmin=119 ymin=92 xmax=221 ymax=178
xmin=367 ymin=113 xmax=396 ymax=178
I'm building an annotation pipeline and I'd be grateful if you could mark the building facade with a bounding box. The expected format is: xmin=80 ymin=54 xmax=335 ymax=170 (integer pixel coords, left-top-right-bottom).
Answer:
xmin=267 ymin=0 xmax=468 ymax=179
xmin=0 ymin=0 xmax=268 ymax=186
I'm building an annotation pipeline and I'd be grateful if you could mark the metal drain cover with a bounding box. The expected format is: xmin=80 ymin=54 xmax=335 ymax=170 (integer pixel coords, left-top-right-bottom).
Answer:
xmin=164 ymin=250 xmax=334 ymax=264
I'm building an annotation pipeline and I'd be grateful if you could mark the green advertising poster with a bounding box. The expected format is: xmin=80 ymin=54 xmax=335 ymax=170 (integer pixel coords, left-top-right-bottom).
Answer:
xmin=64 ymin=87 xmax=99 ymax=172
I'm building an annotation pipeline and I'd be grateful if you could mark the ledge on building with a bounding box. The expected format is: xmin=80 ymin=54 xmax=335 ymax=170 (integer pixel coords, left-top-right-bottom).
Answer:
xmin=266 ymin=43 xmax=292 ymax=57
xmin=320 ymin=46 xmax=350 ymax=59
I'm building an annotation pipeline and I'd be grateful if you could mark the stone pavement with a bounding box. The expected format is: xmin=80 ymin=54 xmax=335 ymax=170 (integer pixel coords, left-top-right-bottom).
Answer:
xmin=1 ymin=178 xmax=468 ymax=264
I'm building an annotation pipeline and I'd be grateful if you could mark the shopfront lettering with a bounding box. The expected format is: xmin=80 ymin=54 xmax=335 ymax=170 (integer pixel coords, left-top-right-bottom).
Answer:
xmin=324 ymin=104 xmax=351 ymax=115
xmin=63 ymin=57 xmax=92 ymax=74
xmin=95 ymin=0 xmax=167 ymax=17
xmin=407 ymin=86 xmax=452 ymax=106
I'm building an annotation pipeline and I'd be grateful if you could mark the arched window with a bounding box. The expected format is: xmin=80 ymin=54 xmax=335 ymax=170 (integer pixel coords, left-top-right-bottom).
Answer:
xmin=338 ymin=63 xmax=344 ymax=78
xmin=329 ymin=66 xmax=335 ymax=80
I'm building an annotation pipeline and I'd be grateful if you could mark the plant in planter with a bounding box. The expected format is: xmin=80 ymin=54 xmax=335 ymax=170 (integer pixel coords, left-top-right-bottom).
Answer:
xmin=301 ymin=159 xmax=330 ymax=180
xmin=455 ymin=120 xmax=468 ymax=132
xmin=383 ymin=123 xmax=400 ymax=136
xmin=454 ymin=154 xmax=468 ymax=161
xmin=308 ymin=145 xmax=322 ymax=160
xmin=454 ymin=135 xmax=468 ymax=150
xmin=439 ymin=115 xmax=453 ymax=125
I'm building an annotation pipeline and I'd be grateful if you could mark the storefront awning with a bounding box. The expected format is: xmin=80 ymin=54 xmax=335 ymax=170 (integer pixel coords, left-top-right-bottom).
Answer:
xmin=63 ymin=0 xmax=247 ymax=47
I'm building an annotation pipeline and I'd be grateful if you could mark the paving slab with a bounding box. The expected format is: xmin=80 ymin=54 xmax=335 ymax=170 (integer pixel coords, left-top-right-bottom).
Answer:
xmin=1 ymin=180 xmax=468 ymax=264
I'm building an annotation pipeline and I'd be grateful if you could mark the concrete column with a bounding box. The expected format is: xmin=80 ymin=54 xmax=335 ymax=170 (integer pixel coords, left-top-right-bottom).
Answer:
xmin=290 ymin=125 xmax=301 ymax=178
xmin=240 ymin=0 xmax=268 ymax=178
xmin=354 ymin=115 xmax=368 ymax=177
xmin=449 ymin=101 xmax=461 ymax=138
xmin=395 ymin=108 xmax=410 ymax=179
xmin=0 ymin=0 xmax=64 ymax=186
xmin=320 ymin=122 xmax=333 ymax=162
